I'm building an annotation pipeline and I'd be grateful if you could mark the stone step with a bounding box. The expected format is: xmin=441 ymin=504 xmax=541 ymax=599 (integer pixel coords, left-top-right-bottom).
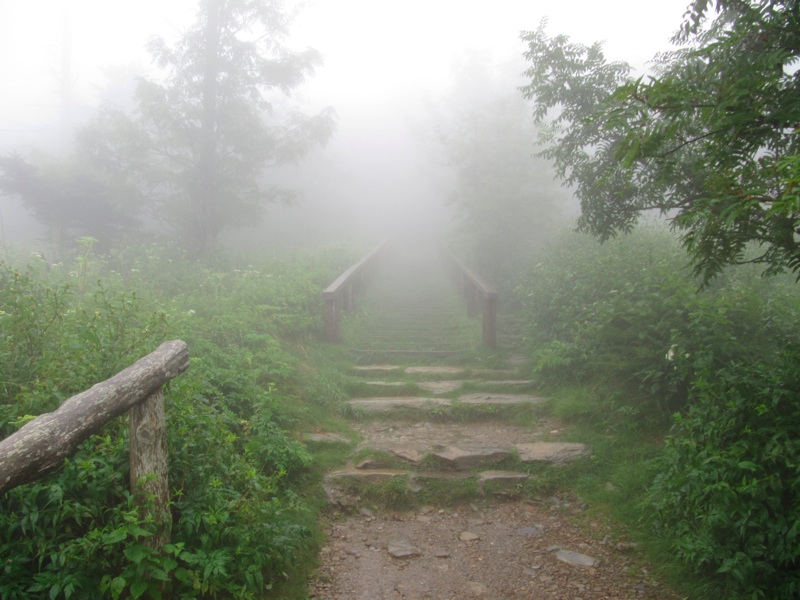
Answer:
xmin=350 ymin=348 xmax=469 ymax=358
xmin=457 ymin=393 xmax=546 ymax=406
xmin=359 ymin=380 xmax=534 ymax=396
xmin=347 ymin=397 xmax=452 ymax=413
xmin=515 ymin=442 xmax=592 ymax=465
xmin=346 ymin=394 xmax=545 ymax=413
xmin=352 ymin=366 xmax=528 ymax=379
xmin=323 ymin=468 xmax=532 ymax=506
xmin=355 ymin=442 xmax=591 ymax=470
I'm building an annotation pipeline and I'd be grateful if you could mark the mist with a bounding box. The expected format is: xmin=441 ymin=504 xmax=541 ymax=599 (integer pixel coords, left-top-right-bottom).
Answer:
xmin=0 ymin=0 xmax=690 ymax=257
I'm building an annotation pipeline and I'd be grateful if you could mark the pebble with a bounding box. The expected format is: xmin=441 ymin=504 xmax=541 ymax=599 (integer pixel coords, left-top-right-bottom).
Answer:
xmin=555 ymin=549 xmax=601 ymax=568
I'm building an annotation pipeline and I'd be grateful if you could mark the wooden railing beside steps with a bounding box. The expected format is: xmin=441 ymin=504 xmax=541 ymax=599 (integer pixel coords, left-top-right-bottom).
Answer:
xmin=322 ymin=239 xmax=498 ymax=349
xmin=322 ymin=240 xmax=388 ymax=342
xmin=448 ymin=254 xmax=498 ymax=348
xmin=0 ymin=340 xmax=189 ymax=549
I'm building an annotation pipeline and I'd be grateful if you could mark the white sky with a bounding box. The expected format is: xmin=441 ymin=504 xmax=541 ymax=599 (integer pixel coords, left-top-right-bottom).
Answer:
xmin=0 ymin=0 xmax=692 ymax=243
xmin=0 ymin=0 xmax=691 ymax=134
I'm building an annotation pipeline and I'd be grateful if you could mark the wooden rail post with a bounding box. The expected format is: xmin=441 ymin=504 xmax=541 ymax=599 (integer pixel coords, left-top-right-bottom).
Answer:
xmin=323 ymin=290 xmax=341 ymax=343
xmin=130 ymin=388 xmax=171 ymax=548
xmin=482 ymin=290 xmax=498 ymax=348
xmin=448 ymin=255 xmax=498 ymax=348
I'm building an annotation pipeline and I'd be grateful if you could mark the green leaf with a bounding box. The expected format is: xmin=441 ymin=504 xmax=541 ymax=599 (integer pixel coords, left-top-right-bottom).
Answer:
xmin=130 ymin=579 xmax=148 ymax=599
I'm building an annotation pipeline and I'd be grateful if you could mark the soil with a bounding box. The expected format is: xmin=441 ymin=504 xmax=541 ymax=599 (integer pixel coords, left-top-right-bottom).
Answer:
xmin=308 ymin=495 xmax=680 ymax=600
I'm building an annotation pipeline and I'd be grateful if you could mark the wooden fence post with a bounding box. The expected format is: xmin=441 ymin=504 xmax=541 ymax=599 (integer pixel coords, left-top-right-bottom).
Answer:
xmin=129 ymin=388 xmax=171 ymax=549
xmin=482 ymin=291 xmax=498 ymax=348
xmin=323 ymin=291 xmax=340 ymax=343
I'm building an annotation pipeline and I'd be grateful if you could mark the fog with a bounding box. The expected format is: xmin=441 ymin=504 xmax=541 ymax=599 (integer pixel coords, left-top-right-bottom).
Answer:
xmin=0 ymin=0 xmax=691 ymax=252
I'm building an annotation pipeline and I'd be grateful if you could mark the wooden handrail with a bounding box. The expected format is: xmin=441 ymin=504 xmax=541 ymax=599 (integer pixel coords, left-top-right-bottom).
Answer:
xmin=448 ymin=255 xmax=498 ymax=348
xmin=0 ymin=340 xmax=189 ymax=548
xmin=323 ymin=240 xmax=387 ymax=342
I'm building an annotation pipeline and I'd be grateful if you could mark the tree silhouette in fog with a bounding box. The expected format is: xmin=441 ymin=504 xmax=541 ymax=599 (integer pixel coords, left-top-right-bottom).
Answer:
xmin=81 ymin=0 xmax=335 ymax=257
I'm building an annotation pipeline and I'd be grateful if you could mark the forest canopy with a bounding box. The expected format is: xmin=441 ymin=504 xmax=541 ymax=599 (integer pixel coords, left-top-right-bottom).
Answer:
xmin=521 ymin=0 xmax=800 ymax=281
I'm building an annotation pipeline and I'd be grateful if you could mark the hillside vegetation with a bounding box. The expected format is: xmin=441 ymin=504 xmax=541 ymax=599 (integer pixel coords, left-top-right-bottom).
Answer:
xmin=0 ymin=241 xmax=357 ymax=599
xmin=516 ymin=226 xmax=800 ymax=599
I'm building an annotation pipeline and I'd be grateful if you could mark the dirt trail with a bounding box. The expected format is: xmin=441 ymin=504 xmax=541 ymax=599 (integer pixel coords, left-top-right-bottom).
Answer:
xmin=308 ymin=498 xmax=676 ymax=599
xmin=308 ymin=365 xmax=679 ymax=599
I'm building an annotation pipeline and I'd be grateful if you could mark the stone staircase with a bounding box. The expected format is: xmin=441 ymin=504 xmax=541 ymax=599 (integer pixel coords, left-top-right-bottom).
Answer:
xmin=323 ymin=361 xmax=591 ymax=506
xmin=343 ymin=245 xmax=477 ymax=356
xmin=319 ymin=245 xmax=591 ymax=507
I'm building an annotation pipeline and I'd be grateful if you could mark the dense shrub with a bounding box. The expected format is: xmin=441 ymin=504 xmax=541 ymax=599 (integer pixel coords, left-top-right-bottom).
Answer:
xmin=516 ymin=226 xmax=800 ymax=597
xmin=517 ymin=227 xmax=800 ymax=414
xmin=0 ymin=244 xmax=352 ymax=598
xmin=648 ymin=351 xmax=800 ymax=599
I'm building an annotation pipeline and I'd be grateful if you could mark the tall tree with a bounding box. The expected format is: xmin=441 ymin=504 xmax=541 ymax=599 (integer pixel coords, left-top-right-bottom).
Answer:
xmin=520 ymin=0 xmax=800 ymax=280
xmin=82 ymin=0 xmax=335 ymax=257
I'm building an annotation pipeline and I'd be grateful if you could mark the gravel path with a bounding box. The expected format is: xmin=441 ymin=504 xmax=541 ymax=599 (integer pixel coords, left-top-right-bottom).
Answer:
xmin=308 ymin=496 xmax=679 ymax=600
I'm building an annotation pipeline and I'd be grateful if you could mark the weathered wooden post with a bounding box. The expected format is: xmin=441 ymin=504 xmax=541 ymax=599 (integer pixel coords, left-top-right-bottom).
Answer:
xmin=447 ymin=254 xmax=498 ymax=349
xmin=323 ymin=290 xmax=341 ymax=343
xmin=482 ymin=290 xmax=498 ymax=348
xmin=129 ymin=388 xmax=171 ymax=548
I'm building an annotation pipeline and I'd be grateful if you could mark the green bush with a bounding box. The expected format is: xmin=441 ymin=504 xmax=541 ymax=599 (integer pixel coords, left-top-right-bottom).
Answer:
xmin=516 ymin=226 xmax=800 ymax=597
xmin=648 ymin=351 xmax=800 ymax=599
xmin=0 ymin=244 xmax=351 ymax=598
xmin=517 ymin=227 xmax=800 ymax=414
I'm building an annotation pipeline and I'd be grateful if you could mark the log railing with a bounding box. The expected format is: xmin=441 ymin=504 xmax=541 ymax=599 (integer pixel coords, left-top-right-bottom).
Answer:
xmin=449 ymin=255 xmax=498 ymax=348
xmin=323 ymin=240 xmax=387 ymax=342
xmin=0 ymin=340 xmax=189 ymax=549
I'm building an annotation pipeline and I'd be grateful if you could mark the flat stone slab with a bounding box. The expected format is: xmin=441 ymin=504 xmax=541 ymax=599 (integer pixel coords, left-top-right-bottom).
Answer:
xmin=355 ymin=421 xmax=553 ymax=451
xmin=326 ymin=469 xmax=408 ymax=484
xmin=469 ymin=369 xmax=519 ymax=377
xmin=405 ymin=366 xmax=465 ymax=375
xmin=478 ymin=470 xmax=529 ymax=483
xmin=474 ymin=380 xmax=534 ymax=387
xmin=376 ymin=445 xmax=512 ymax=470
xmin=386 ymin=447 xmax=426 ymax=464
xmin=417 ymin=380 xmax=464 ymax=394
xmin=515 ymin=442 xmax=591 ymax=464
xmin=304 ymin=432 xmax=351 ymax=444
xmin=458 ymin=393 xmax=546 ymax=406
xmin=476 ymin=470 xmax=529 ymax=493
xmin=430 ymin=446 xmax=511 ymax=470
xmin=353 ymin=365 xmax=402 ymax=373
xmin=347 ymin=397 xmax=452 ymax=413
xmin=410 ymin=471 xmax=474 ymax=482
xmin=363 ymin=381 xmax=407 ymax=387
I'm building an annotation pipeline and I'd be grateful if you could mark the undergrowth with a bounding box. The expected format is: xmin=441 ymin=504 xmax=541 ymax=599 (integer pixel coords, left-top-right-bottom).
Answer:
xmin=0 ymin=241 xmax=359 ymax=599
xmin=516 ymin=226 xmax=800 ymax=599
